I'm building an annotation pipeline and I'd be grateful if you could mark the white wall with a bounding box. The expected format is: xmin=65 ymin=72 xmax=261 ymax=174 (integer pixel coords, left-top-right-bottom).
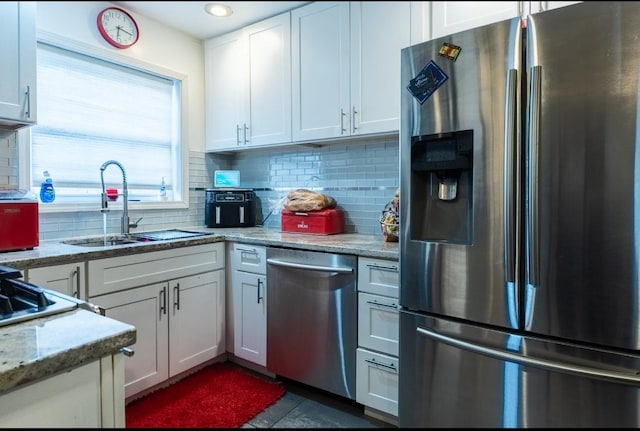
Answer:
xmin=28 ymin=1 xmax=210 ymax=240
xmin=35 ymin=1 xmax=205 ymax=153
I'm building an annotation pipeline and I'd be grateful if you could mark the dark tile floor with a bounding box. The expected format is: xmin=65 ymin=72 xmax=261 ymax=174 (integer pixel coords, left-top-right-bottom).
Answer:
xmin=241 ymin=377 xmax=395 ymax=429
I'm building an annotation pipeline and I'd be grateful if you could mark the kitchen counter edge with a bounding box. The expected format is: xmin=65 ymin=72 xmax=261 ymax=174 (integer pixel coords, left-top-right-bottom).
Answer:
xmin=0 ymin=308 xmax=136 ymax=395
xmin=0 ymin=227 xmax=399 ymax=270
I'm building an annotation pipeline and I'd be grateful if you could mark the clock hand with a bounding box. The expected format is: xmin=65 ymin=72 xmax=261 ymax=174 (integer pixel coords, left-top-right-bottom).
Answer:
xmin=118 ymin=27 xmax=133 ymax=37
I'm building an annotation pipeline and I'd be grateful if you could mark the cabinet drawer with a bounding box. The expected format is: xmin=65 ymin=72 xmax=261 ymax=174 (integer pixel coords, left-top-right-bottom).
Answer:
xmin=88 ymin=243 xmax=224 ymax=297
xmin=356 ymin=347 xmax=398 ymax=417
xmin=357 ymin=257 xmax=399 ymax=298
xmin=358 ymin=292 xmax=399 ymax=355
xmin=229 ymin=243 xmax=266 ymax=274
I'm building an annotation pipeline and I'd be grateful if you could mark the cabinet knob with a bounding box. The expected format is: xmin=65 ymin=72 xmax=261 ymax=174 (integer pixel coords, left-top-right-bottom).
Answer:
xmin=120 ymin=347 xmax=135 ymax=357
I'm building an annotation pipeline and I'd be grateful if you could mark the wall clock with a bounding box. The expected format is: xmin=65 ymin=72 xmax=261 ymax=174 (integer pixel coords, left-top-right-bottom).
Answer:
xmin=97 ymin=7 xmax=139 ymax=49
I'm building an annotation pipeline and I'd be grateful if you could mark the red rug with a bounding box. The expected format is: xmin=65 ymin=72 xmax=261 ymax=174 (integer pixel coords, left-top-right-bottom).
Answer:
xmin=125 ymin=362 xmax=286 ymax=428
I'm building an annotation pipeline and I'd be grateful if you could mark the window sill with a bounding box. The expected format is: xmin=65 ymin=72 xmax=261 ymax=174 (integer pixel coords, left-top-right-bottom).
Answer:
xmin=37 ymin=200 xmax=189 ymax=214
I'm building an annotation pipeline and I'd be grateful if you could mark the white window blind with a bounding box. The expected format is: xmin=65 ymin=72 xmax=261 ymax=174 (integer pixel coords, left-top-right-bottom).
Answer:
xmin=31 ymin=42 xmax=182 ymax=205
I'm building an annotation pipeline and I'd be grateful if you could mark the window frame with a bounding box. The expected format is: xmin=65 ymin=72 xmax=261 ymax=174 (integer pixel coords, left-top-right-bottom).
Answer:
xmin=19 ymin=30 xmax=190 ymax=213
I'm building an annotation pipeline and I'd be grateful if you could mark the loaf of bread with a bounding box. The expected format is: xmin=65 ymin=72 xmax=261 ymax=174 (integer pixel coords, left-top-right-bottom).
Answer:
xmin=284 ymin=189 xmax=337 ymax=212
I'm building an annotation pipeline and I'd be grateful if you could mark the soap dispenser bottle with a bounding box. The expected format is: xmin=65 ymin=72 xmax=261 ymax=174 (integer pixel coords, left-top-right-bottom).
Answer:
xmin=39 ymin=171 xmax=56 ymax=203
xmin=160 ymin=177 xmax=168 ymax=201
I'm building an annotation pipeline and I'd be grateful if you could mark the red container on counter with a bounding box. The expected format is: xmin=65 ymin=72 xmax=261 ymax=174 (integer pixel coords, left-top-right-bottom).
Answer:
xmin=281 ymin=208 xmax=344 ymax=235
xmin=0 ymin=197 xmax=39 ymax=252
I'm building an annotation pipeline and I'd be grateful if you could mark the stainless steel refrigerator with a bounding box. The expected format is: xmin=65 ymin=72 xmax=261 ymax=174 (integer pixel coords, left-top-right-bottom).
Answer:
xmin=399 ymin=2 xmax=640 ymax=427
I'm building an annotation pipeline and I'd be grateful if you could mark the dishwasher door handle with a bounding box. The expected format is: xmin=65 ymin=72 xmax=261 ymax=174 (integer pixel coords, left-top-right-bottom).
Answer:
xmin=267 ymin=258 xmax=353 ymax=274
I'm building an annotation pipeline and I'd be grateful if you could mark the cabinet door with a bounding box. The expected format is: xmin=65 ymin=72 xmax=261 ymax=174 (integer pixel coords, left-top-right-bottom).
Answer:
xmin=350 ymin=2 xmax=412 ymax=136
xmin=357 ymin=257 xmax=399 ymax=298
xmin=292 ymin=1 xmax=350 ymax=142
xmin=229 ymin=242 xmax=267 ymax=274
xmin=410 ymin=1 xmax=432 ymax=44
xmin=93 ymin=282 xmax=169 ymax=399
xmin=0 ymin=360 xmax=103 ymax=427
xmin=233 ymin=270 xmax=267 ymax=366
xmin=0 ymin=1 xmax=36 ymax=128
xmin=431 ymin=1 xmax=521 ymax=38
xmin=529 ymin=1 xmax=582 ymax=13
xmin=27 ymin=262 xmax=85 ymax=299
xmin=245 ymin=13 xmax=292 ymax=147
xmin=204 ymin=29 xmax=247 ymax=150
xmin=356 ymin=347 xmax=399 ymax=417
xmin=169 ymin=270 xmax=225 ymax=376
xmin=358 ymin=292 xmax=399 ymax=356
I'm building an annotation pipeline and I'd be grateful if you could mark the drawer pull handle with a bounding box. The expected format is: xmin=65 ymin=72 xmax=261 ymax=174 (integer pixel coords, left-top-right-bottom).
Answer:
xmin=174 ymin=283 xmax=180 ymax=311
xmin=120 ymin=347 xmax=135 ymax=357
xmin=365 ymin=358 xmax=397 ymax=372
xmin=366 ymin=299 xmax=398 ymax=310
xmin=69 ymin=267 xmax=80 ymax=298
xmin=160 ymin=286 xmax=167 ymax=316
xmin=236 ymin=247 xmax=258 ymax=254
xmin=257 ymin=278 xmax=264 ymax=303
xmin=365 ymin=263 xmax=398 ymax=272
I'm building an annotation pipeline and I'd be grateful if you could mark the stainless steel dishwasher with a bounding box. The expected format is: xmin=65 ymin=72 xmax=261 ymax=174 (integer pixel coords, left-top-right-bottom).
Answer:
xmin=266 ymin=247 xmax=357 ymax=400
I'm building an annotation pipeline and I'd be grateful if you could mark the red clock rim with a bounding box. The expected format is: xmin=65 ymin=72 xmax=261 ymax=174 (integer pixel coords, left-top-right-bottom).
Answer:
xmin=97 ymin=6 xmax=139 ymax=49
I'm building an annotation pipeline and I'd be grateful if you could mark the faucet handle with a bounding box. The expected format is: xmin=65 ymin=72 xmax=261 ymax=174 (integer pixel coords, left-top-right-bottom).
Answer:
xmin=130 ymin=216 xmax=143 ymax=229
xmin=100 ymin=193 xmax=109 ymax=213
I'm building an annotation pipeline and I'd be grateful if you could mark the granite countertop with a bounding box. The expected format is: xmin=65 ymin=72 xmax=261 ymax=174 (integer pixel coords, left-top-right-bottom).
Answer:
xmin=0 ymin=227 xmax=399 ymax=270
xmin=0 ymin=308 xmax=135 ymax=394
xmin=0 ymin=227 xmax=397 ymax=394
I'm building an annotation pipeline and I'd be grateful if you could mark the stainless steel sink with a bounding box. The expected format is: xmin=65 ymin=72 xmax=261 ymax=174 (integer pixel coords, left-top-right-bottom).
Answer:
xmin=62 ymin=235 xmax=143 ymax=247
xmin=61 ymin=230 xmax=210 ymax=248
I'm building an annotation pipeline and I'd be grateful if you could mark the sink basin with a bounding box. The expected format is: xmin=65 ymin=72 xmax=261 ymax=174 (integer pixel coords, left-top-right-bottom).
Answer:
xmin=62 ymin=235 xmax=143 ymax=247
xmin=61 ymin=230 xmax=211 ymax=248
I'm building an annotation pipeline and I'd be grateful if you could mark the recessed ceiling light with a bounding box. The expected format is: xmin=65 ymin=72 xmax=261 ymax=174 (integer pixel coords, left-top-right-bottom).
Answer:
xmin=204 ymin=3 xmax=233 ymax=18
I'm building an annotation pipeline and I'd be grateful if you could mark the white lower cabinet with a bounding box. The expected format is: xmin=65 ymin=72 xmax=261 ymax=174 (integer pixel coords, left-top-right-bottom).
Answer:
xmin=227 ymin=242 xmax=267 ymax=366
xmin=87 ymin=243 xmax=225 ymax=399
xmin=356 ymin=256 xmax=399 ymax=419
xmin=356 ymin=348 xmax=399 ymax=418
xmin=26 ymin=261 xmax=86 ymax=299
xmin=0 ymin=354 xmax=125 ymax=428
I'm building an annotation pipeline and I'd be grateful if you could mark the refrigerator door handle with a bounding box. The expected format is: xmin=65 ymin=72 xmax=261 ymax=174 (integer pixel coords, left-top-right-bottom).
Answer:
xmin=504 ymin=68 xmax=518 ymax=287
xmin=524 ymin=65 xmax=542 ymax=328
xmin=527 ymin=65 xmax=542 ymax=289
xmin=417 ymin=326 xmax=640 ymax=385
xmin=504 ymin=68 xmax=520 ymax=329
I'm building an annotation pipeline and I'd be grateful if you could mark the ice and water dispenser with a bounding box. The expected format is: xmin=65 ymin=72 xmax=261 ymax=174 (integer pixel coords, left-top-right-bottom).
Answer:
xmin=410 ymin=130 xmax=473 ymax=244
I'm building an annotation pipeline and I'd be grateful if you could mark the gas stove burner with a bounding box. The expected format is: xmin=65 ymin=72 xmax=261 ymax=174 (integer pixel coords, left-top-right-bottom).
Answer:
xmin=0 ymin=278 xmax=54 ymax=315
xmin=0 ymin=265 xmax=79 ymax=327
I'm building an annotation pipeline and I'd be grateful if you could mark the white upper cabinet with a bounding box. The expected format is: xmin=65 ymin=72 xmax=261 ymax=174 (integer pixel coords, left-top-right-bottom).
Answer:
xmin=245 ymin=14 xmax=292 ymax=147
xmin=350 ymin=2 xmax=414 ymax=136
xmin=529 ymin=1 xmax=582 ymax=14
xmin=430 ymin=1 xmax=582 ymax=39
xmin=431 ymin=1 xmax=522 ymax=39
xmin=0 ymin=2 xmax=36 ymax=130
xmin=204 ymin=29 xmax=245 ymax=150
xmin=205 ymin=12 xmax=291 ymax=151
xmin=291 ymin=1 xmax=350 ymax=142
xmin=292 ymin=2 xmax=415 ymax=142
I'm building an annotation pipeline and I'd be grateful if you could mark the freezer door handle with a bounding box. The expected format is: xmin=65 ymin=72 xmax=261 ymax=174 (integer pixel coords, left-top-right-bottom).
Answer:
xmin=417 ymin=326 xmax=640 ymax=385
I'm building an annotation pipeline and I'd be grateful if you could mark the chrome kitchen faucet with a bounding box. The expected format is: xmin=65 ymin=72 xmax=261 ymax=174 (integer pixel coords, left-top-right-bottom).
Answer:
xmin=100 ymin=160 xmax=141 ymax=235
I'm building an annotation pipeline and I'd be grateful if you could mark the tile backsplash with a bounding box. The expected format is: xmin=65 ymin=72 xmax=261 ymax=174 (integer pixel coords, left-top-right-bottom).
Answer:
xmin=0 ymin=133 xmax=18 ymax=187
xmin=1 ymin=133 xmax=399 ymax=240
xmin=222 ymin=135 xmax=400 ymax=235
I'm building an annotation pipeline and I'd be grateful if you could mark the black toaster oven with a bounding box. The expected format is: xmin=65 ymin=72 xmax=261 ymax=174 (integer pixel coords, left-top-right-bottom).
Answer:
xmin=205 ymin=188 xmax=256 ymax=228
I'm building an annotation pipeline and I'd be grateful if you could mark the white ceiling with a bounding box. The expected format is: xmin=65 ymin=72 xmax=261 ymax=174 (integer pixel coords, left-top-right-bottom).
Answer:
xmin=112 ymin=1 xmax=311 ymax=40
